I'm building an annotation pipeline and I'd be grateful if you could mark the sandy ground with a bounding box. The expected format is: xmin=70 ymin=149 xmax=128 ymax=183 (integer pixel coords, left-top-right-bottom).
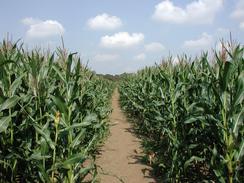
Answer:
xmin=96 ymin=89 xmax=157 ymax=183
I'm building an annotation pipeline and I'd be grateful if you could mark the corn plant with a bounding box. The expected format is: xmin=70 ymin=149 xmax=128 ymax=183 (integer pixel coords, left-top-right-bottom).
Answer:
xmin=119 ymin=44 xmax=244 ymax=182
xmin=0 ymin=39 xmax=113 ymax=182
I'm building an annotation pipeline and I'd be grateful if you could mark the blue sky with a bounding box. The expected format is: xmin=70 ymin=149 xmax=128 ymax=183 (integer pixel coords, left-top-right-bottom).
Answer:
xmin=1 ymin=0 xmax=243 ymax=74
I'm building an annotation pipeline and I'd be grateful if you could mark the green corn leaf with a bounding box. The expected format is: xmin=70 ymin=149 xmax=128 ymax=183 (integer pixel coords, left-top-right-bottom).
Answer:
xmin=184 ymin=116 xmax=205 ymax=124
xmin=213 ymin=170 xmax=226 ymax=183
xmin=0 ymin=59 xmax=16 ymax=67
xmin=27 ymin=152 xmax=51 ymax=161
xmin=233 ymin=71 xmax=244 ymax=106
xmin=74 ymin=164 xmax=94 ymax=181
xmin=52 ymin=65 xmax=66 ymax=84
xmin=60 ymin=122 xmax=91 ymax=133
xmin=232 ymin=108 xmax=244 ymax=137
xmin=0 ymin=96 xmax=19 ymax=111
xmin=59 ymin=153 xmax=86 ymax=169
xmin=34 ymin=124 xmax=55 ymax=150
xmin=75 ymin=58 xmax=81 ymax=76
xmin=66 ymin=53 xmax=75 ymax=82
xmin=51 ymin=95 xmax=68 ymax=117
xmin=221 ymin=61 xmax=233 ymax=91
xmin=188 ymin=144 xmax=198 ymax=149
xmin=48 ymin=53 xmax=55 ymax=68
xmin=236 ymin=141 xmax=244 ymax=163
xmin=184 ymin=156 xmax=205 ymax=171
xmin=83 ymin=113 xmax=98 ymax=122
xmin=9 ymin=73 xmax=25 ymax=95
xmin=0 ymin=111 xmax=17 ymax=133
xmin=40 ymin=137 xmax=49 ymax=155
xmin=0 ymin=116 xmax=11 ymax=133
xmin=70 ymin=129 xmax=86 ymax=149
xmin=38 ymin=165 xmax=51 ymax=183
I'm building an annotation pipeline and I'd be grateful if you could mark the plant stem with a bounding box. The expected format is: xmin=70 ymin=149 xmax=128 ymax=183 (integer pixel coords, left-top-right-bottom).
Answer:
xmin=51 ymin=125 xmax=58 ymax=182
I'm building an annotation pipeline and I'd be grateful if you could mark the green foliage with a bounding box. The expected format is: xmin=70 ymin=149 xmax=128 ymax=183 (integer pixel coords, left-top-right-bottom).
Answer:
xmin=0 ymin=40 xmax=114 ymax=182
xmin=119 ymin=47 xmax=244 ymax=182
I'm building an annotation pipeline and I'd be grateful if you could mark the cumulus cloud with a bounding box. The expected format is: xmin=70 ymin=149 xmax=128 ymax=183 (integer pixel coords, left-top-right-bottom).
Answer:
xmin=145 ymin=42 xmax=165 ymax=52
xmin=22 ymin=17 xmax=65 ymax=38
xmin=87 ymin=13 xmax=122 ymax=30
xmin=231 ymin=1 xmax=244 ymax=31
xmin=94 ymin=53 xmax=119 ymax=62
xmin=240 ymin=22 xmax=244 ymax=30
xmin=22 ymin=17 xmax=41 ymax=25
xmin=134 ymin=53 xmax=146 ymax=60
xmin=152 ymin=0 xmax=223 ymax=24
xmin=100 ymin=32 xmax=144 ymax=48
xmin=231 ymin=0 xmax=244 ymax=19
xmin=183 ymin=33 xmax=213 ymax=49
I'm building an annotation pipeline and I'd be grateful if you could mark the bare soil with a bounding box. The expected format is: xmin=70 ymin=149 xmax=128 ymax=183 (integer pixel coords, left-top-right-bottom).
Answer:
xmin=96 ymin=89 xmax=157 ymax=183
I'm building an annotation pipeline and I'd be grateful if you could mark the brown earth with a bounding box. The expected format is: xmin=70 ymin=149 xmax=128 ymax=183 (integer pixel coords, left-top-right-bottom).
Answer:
xmin=96 ymin=89 xmax=157 ymax=183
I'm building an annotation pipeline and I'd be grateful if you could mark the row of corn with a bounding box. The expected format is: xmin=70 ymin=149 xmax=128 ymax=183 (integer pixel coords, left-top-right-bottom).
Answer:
xmin=119 ymin=44 xmax=244 ymax=182
xmin=0 ymin=40 xmax=114 ymax=182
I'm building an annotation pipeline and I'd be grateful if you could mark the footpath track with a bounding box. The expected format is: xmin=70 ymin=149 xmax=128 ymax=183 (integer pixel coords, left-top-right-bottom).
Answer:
xmin=96 ymin=89 xmax=157 ymax=183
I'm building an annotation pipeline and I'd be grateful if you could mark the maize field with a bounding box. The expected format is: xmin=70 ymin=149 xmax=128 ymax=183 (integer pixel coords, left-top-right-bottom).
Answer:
xmin=0 ymin=40 xmax=113 ymax=182
xmin=119 ymin=44 xmax=244 ymax=182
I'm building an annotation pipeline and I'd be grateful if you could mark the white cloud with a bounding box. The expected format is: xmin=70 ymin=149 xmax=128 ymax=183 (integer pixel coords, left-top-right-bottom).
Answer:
xmin=152 ymin=0 xmax=223 ymax=24
xmin=183 ymin=33 xmax=213 ymax=49
xmin=231 ymin=0 xmax=244 ymax=20
xmin=22 ymin=17 xmax=41 ymax=25
xmin=240 ymin=22 xmax=244 ymax=30
xmin=94 ymin=53 xmax=119 ymax=62
xmin=231 ymin=1 xmax=244 ymax=31
xmin=22 ymin=17 xmax=65 ymax=38
xmin=100 ymin=32 xmax=144 ymax=48
xmin=145 ymin=42 xmax=165 ymax=52
xmin=134 ymin=53 xmax=146 ymax=60
xmin=87 ymin=13 xmax=122 ymax=30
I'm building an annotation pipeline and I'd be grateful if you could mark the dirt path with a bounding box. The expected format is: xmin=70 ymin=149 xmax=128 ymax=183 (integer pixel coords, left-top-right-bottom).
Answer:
xmin=96 ymin=89 xmax=156 ymax=183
